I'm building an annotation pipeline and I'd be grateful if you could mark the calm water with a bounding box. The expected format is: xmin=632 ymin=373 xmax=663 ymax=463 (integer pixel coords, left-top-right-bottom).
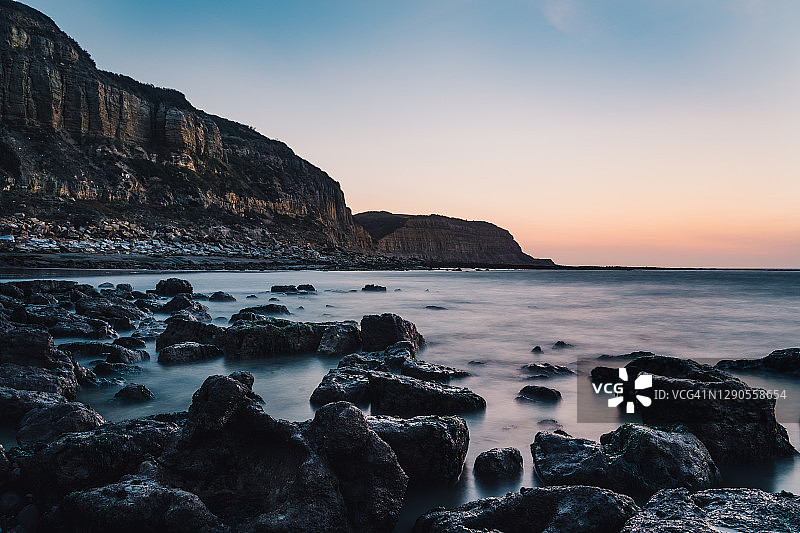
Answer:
xmin=2 ymin=268 xmax=799 ymax=531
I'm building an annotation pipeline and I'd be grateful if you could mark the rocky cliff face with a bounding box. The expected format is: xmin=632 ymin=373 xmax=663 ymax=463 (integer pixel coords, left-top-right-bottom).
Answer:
xmin=353 ymin=211 xmax=553 ymax=266
xmin=0 ymin=0 xmax=368 ymax=248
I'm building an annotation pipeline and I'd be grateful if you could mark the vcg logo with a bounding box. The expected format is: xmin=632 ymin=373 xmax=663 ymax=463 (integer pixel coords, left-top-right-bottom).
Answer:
xmin=592 ymin=368 xmax=654 ymax=413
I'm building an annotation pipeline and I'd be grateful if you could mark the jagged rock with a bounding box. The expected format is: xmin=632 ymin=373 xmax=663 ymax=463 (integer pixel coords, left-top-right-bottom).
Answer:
xmin=113 ymin=336 xmax=147 ymax=349
xmin=15 ymin=419 xmax=180 ymax=504
xmin=517 ymin=384 xmax=561 ymax=402
xmin=115 ymin=383 xmax=155 ymax=402
xmin=236 ymin=304 xmax=291 ymax=316
xmin=361 ymin=313 xmax=425 ymax=355
xmin=621 ymin=488 xmax=800 ymax=533
xmin=48 ymin=476 xmax=227 ymax=533
xmin=552 ymin=340 xmax=574 ymax=349
xmin=158 ymin=342 xmax=223 ymax=364
xmin=74 ymin=297 xmax=148 ymax=325
xmin=74 ymin=362 xmax=102 ymax=387
xmin=311 ymin=367 xmax=372 ymax=406
xmin=131 ymin=317 xmax=167 ymax=340
xmin=401 ymin=359 xmax=469 ymax=382
xmin=413 ymin=485 xmax=639 ymax=533
xmin=156 ymin=319 xmax=224 ymax=350
xmin=155 ymin=278 xmax=193 ymax=296
xmin=0 ymin=324 xmax=62 ymax=367
xmin=222 ymin=318 xmax=325 ymax=359
xmin=10 ymin=304 xmax=117 ymax=338
xmin=338 ymin=352 xmax=392 ymax=371
xmin=716 ymin=347 xmax=800 ymax=376
xmin=362 ymin=284 xmax=387 ymax=292
xmin=368 ymin=371 xmax=486 ymax=416
xmin=160 ymin=294 xmax=211 ymax=321
xmin=367 ymin=415 xmax=469 ymax=485
xmin=474 ymin=447 xmax=523 ymax=481
xmin=0 ymin=386 xmax=67 ymax=423
xmin=16 ymin=402 xmax=105 ymax=445
xmin=521 ymin=362 xmax=574 ymax=378
xmin=317 ymin=322 xmax=361 ymax=356
xmin=209 ymin=291 xmax=236 ymax=302
xmin=60 ymin=341 xmax=149 ymax=364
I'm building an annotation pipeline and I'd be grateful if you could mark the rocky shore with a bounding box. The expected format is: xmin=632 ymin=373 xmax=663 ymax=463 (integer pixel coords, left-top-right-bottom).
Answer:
xmin=0 ymin=277 xmax=798 ymax=532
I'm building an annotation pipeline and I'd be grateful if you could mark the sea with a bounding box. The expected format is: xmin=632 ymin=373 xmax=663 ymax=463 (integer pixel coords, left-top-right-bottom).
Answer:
xmin=1 ymin=268 xmax=798 ymax=531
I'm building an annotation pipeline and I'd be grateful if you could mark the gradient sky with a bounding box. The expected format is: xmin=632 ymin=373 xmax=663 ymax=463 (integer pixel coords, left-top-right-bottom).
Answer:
xmin=25 ymin=0 xmax=800 ymax=267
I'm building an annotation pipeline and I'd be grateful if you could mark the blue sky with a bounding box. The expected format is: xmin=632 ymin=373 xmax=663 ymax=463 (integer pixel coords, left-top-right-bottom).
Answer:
xmin=24 ymin=0 xmax=800 ymax=267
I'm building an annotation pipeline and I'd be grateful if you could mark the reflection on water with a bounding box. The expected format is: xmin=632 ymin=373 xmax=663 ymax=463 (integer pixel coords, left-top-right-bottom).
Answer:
xmin=1 ymin=268 xmax=798 ymax=531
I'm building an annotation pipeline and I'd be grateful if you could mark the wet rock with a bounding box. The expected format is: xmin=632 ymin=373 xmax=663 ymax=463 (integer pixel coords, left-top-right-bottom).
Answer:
xmin=473 ymin=447 xmax=523 ymax=481
xmin=7 ymin=280 xmax=79 ymax=297
xmin=192 ymin=293 xmax=210 ymax=301
xmin=361 ymin=313 xmax=425 ymax=355
xmin=413 ymin=485 xmax=639 ymax=533
xmin=270 ymin=284 xmax=297 ymax=293
xmin=75 ymin=296 xmax=148 ymax=324
xmin=362 ymin=284 xmax=387 ymax=292
xmin=60 ymin=341 xmax=149 ymax=364
xmin=521 ymin=362 xmax=574 ymax=379
xmin=552 ymin=340 xmax=574 ymax=349
xmin=311 ymin=367 xmax=372 ymax=406
xmin=92 ymin=361 xmax=142 ymax=377
xmin=113 ymin=336 xmax=147 ymax=349
xmin=297 ymin=284 xmax=316 ymax=292
xmin=49 ymin=476 xmax=227 ymax=533
xmin=531 ymin=345 xmax=543 ymax=353
xmin=401 ymin=359 xmax=470 ymax=382
xmin=317 ymin=322 xmax=361 ymax=356
xmin=16 ymin=402 xmax=106 ymax=445
xmin=517 ymin=384 xmax=561 ymax=402
xmin=268 ymin=297 xmax=280 ymax=301
xmin=716 ymin=347 xmax=800 ymax=376
xmin=158 ymin=342 xmax=223 ymax=364
xmin=338 ymin=353 xmax=391 ymax=372
xmin=16 ymin=418 xmax=180 ymax=504
xmin=155 ymin=319 xmax=224 ymax=350
xmin=115 ymin=383 xmax=155 ymax=402
xmin=533 ymin=431 xmax=609 ymax=488
xmin=537 ymin=418 xmax=563 ymax=431
xmin=369 ymin=371 xmax=486 ymax=416
xmin=0 ymin=386 xmax=67 ymax=424
xmin=74 ymin=362 xmax=102 ymax=387
xmin=155 ymin=278 xmax=193 ymax=296
xmin=209 ymin=291 xmax=236 ymax=302
xmin=222 ymin=318 xmax=326 ymax=359
xmin=621 ymin=487 xmax=800 ymax=533
xmin=367 ymin=415 xmax=469 ymax=485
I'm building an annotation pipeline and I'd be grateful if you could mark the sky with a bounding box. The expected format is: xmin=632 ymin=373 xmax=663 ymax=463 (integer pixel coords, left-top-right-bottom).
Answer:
xmin=25 ymin=0 xmax=800 ymax=267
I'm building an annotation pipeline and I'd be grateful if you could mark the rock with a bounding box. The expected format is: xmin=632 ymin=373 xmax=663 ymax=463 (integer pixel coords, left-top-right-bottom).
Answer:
xmin=116 ymin=283 xmax=134 ymax=292
xmin=270 ymin=285 xmax=298 ymax=293
xmin=621 ymin=487 xmax=800 ymax=533
xmin=192 ymin=293 xmax=210 ymax=300
xmin=209 ymin=291 xmax=236 ymax=302
xmin=113 ymin=336 xmax=147 ymax=349
xmin=75 ymin=296 xmax=148 ymax=325
xmin=26 ymin=292 xmax=58 ymax=305
xmin=115 ymin=383 xmax=155 ymax=402
xmin=538 ymin=418 xmax=563 ymax=431
xmin=425 ymin=305 xmax=447 ymax=310
xmin=49 ymin=476 xmax=227 ymax=533
xmin=16 ymin=402 xmax=105 ymax=445
xmin=268 ymin=297 xmax=280 ymax=301
xmin=155 ymin=319 xmax=224 ymax=350
xmin=517 ymin=384 xmax=561 ymax=402
xmin=532 ymin=425 xmax=720 ymax=497
xmin=317 ymin=322 xmax=361 ymax=356
xmin=74 ymin=362 xmax=102 ymax=387
xmin=8 ymin=280 xmax=79 ymax=297
xmin=297 ymin=284 xmax=316 ymax=292
xmin=131 ymin=317 xmax=168 ymax=340
xmin=0 ymin=362 xmax=78 ymax=400
xmin=311 ymin=367 xmax=372 ymax=406
xmin=473 ymin=447 xmax=523 ymax=481
xmin=0 ymin=386 xmax=67 ymax=423
xmin=158 ymin=342 xmax=223 ymax=364
xmin=552 ymin=340 xmax=574 ymax=349
xmin=716 ymin=347 xmax=800 ymax=376
xmin=98 ymin=282 xmax=114 ymax=289
xmin=0 ymin=282 xmax=25 ymax=299
xmin=361 ymin=313 xmax=426 ymax=355
xmin=413 ymin=485 xmax=639 ymax=533
xmin=362 ymin=284 xmax=387 ymax=292
xmin=16 ymin=503 xmax=39 ymax=531
xmin=222 ymin=318 xmax=326 ymax=359
xmin=236 ymin=303 xmax=291 ymax=316
xmin=155 ymin=278 xmax=193 ymax=296
xmin=16 ymin=418 xmax=180 ymax=504
xmin=521 ymin=362 xmax=574 ymax=378
xmin=367 ymin=415 xmax=469 ymax=485
xmin=161 ymin=294 xmax=211 ymax=321
xmin=92 ymin=361 xmax=142 ymax=377
xmin=60 ymin=341 xmax=149 ymax=364
xmin=245 ymin=294 xmax=258 ymax=299
xmin=531 ymin=345 xmax=543 ymax=353
xmin=625 ymin=355 xmax=796 ymax=463
xmin=401 ymin=359 xmax=469 ymax=382
xmin=597 ymin=350 xmax=657 ymax=360
xmin=0 ymin=324 xmax=63 ymax=367
xmin=368 ymin=371 xmax=486 ymax=416
xmin=228 ymin=311 xmax=266 ymax=323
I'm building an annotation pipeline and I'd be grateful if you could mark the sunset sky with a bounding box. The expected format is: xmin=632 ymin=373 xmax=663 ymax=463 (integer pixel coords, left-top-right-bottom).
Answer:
xmin=27 ymin=0 xmax=800 ymax=267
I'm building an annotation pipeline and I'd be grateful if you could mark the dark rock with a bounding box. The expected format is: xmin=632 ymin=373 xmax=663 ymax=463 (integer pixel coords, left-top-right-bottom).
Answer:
xmin=473 ymin=447 xmax=523 ymax=481
xmin=237 ymin=303 xmax=291 ymax=316
xmin=192 ymin=293 xmax=210 ymax=300
xmin=155 ymin=319 xmax=224 ymax=350
xmin=222 ymin=318 xmax=326 ymax=359
xmin=317 ymin=322 xmax=361 ymax=356
xmin=49 ymin=476 xmax=226 ymax=533
xmin=621 ymin=487 xmax=800 ymax=533
xmin=362 ymin=284 xmax=387 ymax=292
xmin=297 ymin=284 xmax=316 ymax=292
xmin=75 ymin=296 xmax=148 ymax=323
xmin=361 ymin=313 xmax=425 ymax=355
xmin=60 ymin=341 xmax=149 ymax=364
xmin=552 ymin=340 xmax=574 ymax=349
xmin=531 ymin=345 xmax=543 ymax=353
xmin=209 ymin=291 xmax=236 ymax=302
xmin=161 ymin=294 xmax=211 ymax=321
xmin=16 ymin=402 xmax=105 ymax=445
xmin=0 ymin=324 xmax=63 ymax=367
xmin=246 ymin=294 xmax=258 ymax=299
xmin=116 ymin=283 xmax=134 ymax=292
xmin=132 ymin=317 xmax=168 ymax=340
xmin=367 ymin=415 xmax=469 ymax=485
xmin=228 ymin=370 xmax=255 ymax=389
xmin=311 ymin=367 xmax=372 ymax=406
xmin=92 ymin=361 xmax=142 ymax=377
xmin=0 ymin=362 xmax=78 ymax=400
xmin=113 ymin=336 xmax=147 ymax=349
xmin=131 ymin=290 xmax=152 ymax=299
xmin=425 ymin=305 xmax=447 ymax=310
xmin=268 ymin=296 xmax=279 ymax=301
xmin=158 ymin=342 xmax=223 ymax=364
xmin=115 ymin=383 xmax=155 ymax=402
xmin=517 ymin=384 xmax=561 ymax=402
xmin=0 ymin=282 xmax=25 ymax=299
xmin=401 ymin=359 xmax=469 ymax=382
xmin=74 ymin=362 xmax=102 ymax=387
xmin=716 ymin=347 xmax=800 ymax=376
xmin=98 ymin=282 xmax=114 ymax=289
xmin=413 ymin=485 xmax=639 ymax=533
xmin=533 ymin=431 xmax=609 ymax=487
xmin=16 ymin=503 xmax=39 ymax=531
xmin=597 ymin=350 xmax=657 ymax=360
xmin=0 ymin=386 xmax=67 ymax=424
xmin=369 ymin=371 xmax=486 ymax=416
xmin=270 ymin=285 xmax=298 ymax=293
xmin=8 ymin=280 xmax=78 ymax=297
xmin=468 ymin=360 xmax=485 ymax=365
xmin=155 ymin=278 xmax=193 ymax=296
xmin=538 ymin=418 xmax=563 ymax=431
xmin=521 ymin=362 xmax=574 ymax=378
xmin=26 ymin=292 xmax=58 ymax=305
xmin=228 ymin=311 xmax=265 ymax=323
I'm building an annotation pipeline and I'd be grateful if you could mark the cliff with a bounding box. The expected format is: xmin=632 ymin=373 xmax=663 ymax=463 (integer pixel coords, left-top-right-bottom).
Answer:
xmin=0 ymin=0 xmax=369 ymax=249
xmin=353 ymin=211 xmax=554 ymax=266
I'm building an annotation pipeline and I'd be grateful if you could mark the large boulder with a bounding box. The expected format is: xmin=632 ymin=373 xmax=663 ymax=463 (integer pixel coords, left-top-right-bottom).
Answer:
xmin=621 ymin=487 xmax=800 ymax=533
xmin=155 ymin=278 xmax=193 ymax=296
xmin=367 ymin=415 xmax=469 ymax=485
xmin=473 ymin=447 xmax=523 ymax=481
xmin=717 ymin=347 xmax=800 ymax=376
xmin=413 ymin=485 xmax=639 ymax=533
xmin=532 ymin=425 xmax=719 ymax=497
xmin=16 ymin=402 xmax=106 ymax=445
xmin=156 ymin=319 xmax=225 ymax=350
xmin=158 ymin=342 xmax=223 ymax=364
xmin=361 ymin=313 xmax=426 ymax=355
xmin=317 ymin=322 xmax=362 ymax=356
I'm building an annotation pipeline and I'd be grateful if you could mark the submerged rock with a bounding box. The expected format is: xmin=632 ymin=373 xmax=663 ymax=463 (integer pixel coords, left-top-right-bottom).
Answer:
xmin=209 ymin=291 xmax=236 ymax=302
xmin=521 ymin=362 xmax=574 ymax=378
xmin=158 ymin=342 xmax=223 ymax=364
xmin=270 ymin=285 xmax=298 ymax=293
xmin=552 ymin=340 xmax=574 ymax=349
xmin=517 ymin=384 xmax=561 ymax=402
xmin=413 ymin=485 xmax=639 ymax=533
xmin=401 ymin=359 xmax=470 ymax=382
xmin=74 ymin=296 xmax=148 ymax=324
xmin=362 ymin=284 xmax=387 ymax=292
xmin=473 ymin=447 xmax=523 ymax=481
xmin=361 ymin=313 xmax=426 ymax=355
